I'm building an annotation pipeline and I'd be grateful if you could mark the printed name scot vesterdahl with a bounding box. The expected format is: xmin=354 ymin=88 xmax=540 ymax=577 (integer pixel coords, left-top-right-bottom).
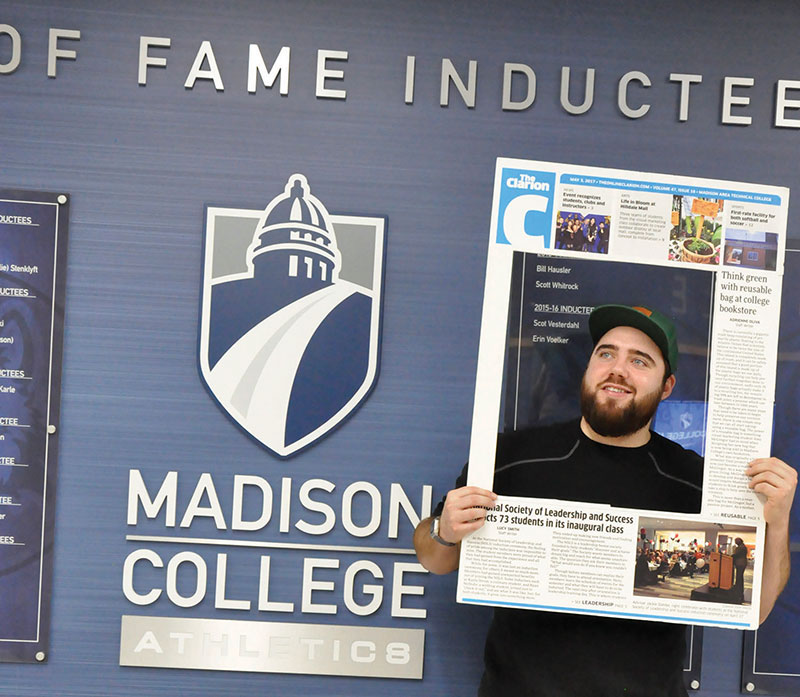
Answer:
xmin=199 ymin=174 xmax=386 ymax=457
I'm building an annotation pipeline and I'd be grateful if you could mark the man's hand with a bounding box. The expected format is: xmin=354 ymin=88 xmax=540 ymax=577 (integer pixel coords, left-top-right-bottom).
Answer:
xmin=413 ymin=486 xmax=497 ymax=575
xmin=747 ymin=457 xmax=797 ymax=526
xmin=438 ymin=486 xmax=497 ymax=544
xmin=747 ymin=457 xmax=797 ymax=623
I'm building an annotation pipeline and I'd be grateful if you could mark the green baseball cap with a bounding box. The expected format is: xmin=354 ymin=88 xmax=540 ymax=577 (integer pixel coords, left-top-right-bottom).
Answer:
xmin=588 ymin=304 xmax=679 ymax=375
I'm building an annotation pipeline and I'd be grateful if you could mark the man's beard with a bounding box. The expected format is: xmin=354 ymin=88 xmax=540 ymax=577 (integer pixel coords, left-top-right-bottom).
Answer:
xmin=580 ymin=375 xmax=663 ymax=438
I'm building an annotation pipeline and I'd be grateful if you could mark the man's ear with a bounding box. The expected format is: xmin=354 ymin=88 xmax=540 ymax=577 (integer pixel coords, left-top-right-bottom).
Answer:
xmin=660 ymin=374 xmax=676 ymax=401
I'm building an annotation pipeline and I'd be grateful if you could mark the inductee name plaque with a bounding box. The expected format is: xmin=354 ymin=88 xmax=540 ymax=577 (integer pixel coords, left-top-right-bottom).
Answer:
xmin=0 ymin=190 xmax=69 ymax=663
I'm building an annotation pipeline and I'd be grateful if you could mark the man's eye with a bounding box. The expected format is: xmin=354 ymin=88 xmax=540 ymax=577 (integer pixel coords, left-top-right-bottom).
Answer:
xmin=632 ymin=358 xmax=646 ymax=367
xmin=598 ymin=351 xmax=612 ymax=359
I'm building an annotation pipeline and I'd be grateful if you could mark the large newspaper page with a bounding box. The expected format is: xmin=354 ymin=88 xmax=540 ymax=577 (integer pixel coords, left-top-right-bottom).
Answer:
xmin=457 ymin=159 xmax=788 ymax=630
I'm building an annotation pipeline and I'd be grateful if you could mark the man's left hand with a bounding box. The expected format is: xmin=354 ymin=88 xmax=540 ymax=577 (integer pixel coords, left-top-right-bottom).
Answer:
xmin=747 ymin=457 xmax=798 ymax=526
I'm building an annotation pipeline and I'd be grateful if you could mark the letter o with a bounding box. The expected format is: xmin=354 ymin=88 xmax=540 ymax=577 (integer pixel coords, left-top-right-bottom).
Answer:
xmin=0 ymin=25 xmax=22 ymax=74
xmin=166 ymin=551 xmax=207 ymax=608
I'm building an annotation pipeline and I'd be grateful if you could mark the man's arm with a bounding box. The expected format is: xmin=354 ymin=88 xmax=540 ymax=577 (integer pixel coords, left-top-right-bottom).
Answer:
xmin=413 ymin=486 xmax=497 ymax=575
xmin=747 ymin=457 xmax=798 ymax=624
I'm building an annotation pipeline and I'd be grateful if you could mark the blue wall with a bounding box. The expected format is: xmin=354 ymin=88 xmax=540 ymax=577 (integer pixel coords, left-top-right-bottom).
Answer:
xmin=1 ymin=1 xmax=799 ymax=694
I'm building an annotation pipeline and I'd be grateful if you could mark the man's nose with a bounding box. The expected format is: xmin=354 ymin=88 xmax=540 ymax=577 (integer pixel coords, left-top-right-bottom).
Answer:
xmin=608 ymin=356 xmax=630 ymax=378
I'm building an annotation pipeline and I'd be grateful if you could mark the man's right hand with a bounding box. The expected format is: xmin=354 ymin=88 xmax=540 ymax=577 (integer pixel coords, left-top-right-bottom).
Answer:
xmin=413 ymin=486 xmax=497 ymax=575
xmin=438 ymin=486 xmax=498 ymax=544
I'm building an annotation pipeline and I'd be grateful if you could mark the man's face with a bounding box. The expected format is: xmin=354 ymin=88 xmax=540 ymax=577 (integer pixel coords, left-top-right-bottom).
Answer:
xmin=580 ymin=325 xmax=675 ymax=438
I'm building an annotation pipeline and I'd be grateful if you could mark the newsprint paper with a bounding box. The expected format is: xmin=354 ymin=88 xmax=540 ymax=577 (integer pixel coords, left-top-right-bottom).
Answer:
xmin=457 ymin=158 xmax=789 ymax=630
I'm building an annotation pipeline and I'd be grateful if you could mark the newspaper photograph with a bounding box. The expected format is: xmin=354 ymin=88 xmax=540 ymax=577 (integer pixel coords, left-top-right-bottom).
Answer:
xmin=457 ymin=159 xmax=789 ymax=629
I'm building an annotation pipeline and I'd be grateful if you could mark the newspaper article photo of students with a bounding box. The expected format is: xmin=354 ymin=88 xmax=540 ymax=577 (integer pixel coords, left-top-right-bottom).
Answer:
xmin=634 ymin=517 xmax=756 ymax=605
xmin=554 ymin=211 xmax=610 ymax=254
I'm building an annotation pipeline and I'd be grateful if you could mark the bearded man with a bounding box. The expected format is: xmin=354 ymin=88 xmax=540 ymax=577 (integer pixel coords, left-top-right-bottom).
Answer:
xmin=414 ymin=304 xmax=797 ymax=697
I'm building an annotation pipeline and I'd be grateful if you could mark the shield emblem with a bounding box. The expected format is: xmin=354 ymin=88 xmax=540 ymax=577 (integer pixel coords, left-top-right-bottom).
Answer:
xmin=199 ymin=174 xmax=385 ymax=457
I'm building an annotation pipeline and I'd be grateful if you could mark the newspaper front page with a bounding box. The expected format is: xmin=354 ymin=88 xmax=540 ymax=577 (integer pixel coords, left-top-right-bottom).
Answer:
xmin=457 ymin=159 xmax=788 ymax=630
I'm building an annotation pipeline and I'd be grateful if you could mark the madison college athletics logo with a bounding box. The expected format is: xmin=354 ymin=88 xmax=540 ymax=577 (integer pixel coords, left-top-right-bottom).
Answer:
xmin=199 ymin=174 xmax=386 ymax=457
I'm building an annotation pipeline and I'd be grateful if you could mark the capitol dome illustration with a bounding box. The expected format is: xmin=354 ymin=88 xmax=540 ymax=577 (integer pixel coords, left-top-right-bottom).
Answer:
xmin=248 ymin=174 xmax=342 ymax=291
xmin=201 ymin=174 xmax=382 ymax=457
